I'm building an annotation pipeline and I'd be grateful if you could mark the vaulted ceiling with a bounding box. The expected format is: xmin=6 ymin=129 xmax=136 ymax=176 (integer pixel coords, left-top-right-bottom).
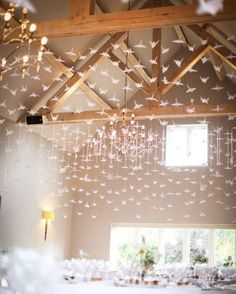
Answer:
xmin=0 ymin=0 xmax=236 ymax=151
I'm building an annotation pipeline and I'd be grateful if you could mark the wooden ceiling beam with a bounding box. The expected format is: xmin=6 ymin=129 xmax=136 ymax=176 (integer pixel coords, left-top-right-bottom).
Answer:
xmin=160 ymin=44 xmax=210 ymax=95
xmin=207 ymin=50 xmax=226 ymax=81
xmin=79 ymin=82 xmax=112 ymax=109
xmin=34 ymin=0 xmax=145 ymax=116
xmin=93 ymin=0 xmax=151 ymax=85
xmin=70 ymin=0 xmax=82 ymax=18
xmin=205 ymin=24 xmax=236 ymax=56
xmin=119 ymin=41 xmax=151 ymax=84
xmin=37 ymin=32 xmax=127 ymax=115
xmin=109 ymin=52 xmax=153 ymax=96
xmin=151 ymin=28 xmax=162 ymax=106
xmin=81 ymin=0 xmax=95 ymax=17
xmin=174 ymin=25 xmax=189 ymax=47
xmin=167 ymin=0 xmax=225 ymax=81
xmin=188 ymin=25 xmax=236 ymax=71
xmin=35 ymin=0 xmax=236 ymax=38
xmin=43 ymin=103 xmax=236 ymax=124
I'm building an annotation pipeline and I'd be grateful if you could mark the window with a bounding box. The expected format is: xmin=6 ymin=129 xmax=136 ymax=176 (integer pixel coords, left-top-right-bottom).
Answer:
xmin=190 ymin=229 xmax=209 ymax=265
xmin=110 ymin=225 xmax=236 ymax=267
xmin=164 ymin=229 xmax=184 ymax=264
xmin=214 ymin=229 xmax=236 ymax=266
xmin=165 ymin=124 xmax=208 ymax=167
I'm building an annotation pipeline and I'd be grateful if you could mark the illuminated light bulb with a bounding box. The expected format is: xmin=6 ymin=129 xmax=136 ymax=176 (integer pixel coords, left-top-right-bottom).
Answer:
xmin=4 ymin=12 xmax=12 ymax=22
xmin=23 ymin=55 xmax=29 ymax=63
xmin=29 ymin=23 xmax=37 ymax=32
xmin=41 ymin=36 xmax=48 ymax=46
xmin=23 ymin=7 xmax=28 ymax=14
xmin=37 ymin=51 xmax=43 ymax=60
xmin=1 ymin=58 xmax=7 ymax=67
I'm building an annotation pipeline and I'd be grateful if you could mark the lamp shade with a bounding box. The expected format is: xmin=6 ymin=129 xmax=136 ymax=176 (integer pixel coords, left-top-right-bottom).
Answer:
xmin=42 ymin=211 xmax=55 ymax=221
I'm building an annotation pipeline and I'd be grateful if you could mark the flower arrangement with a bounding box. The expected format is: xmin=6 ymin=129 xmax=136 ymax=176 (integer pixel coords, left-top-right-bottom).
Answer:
xmin=223 ymin=256 xmax=233 ymax=267
xmin=138 ymin=246 xmax=158 ymax=270
xmin=117 ymin=235 xmax=160 ymax=273
xmin=193 ymin=253 xmax=209 ymax=264
xmin=137 ymin=236 xmax=160 ymax=275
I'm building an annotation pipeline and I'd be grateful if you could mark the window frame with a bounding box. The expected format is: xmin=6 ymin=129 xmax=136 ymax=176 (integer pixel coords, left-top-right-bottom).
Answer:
xmin=110 ymin=223 xmax=236 ymax=267
xmin=165 ymin=123 xmax=208 ymax=167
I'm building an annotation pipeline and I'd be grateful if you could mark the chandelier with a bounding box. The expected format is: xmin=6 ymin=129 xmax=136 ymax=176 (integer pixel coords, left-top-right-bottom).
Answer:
xmin=87 ymin=112 xmax=155 ymax=163
xmin=0 ymin=3 xmax=48 ymax=80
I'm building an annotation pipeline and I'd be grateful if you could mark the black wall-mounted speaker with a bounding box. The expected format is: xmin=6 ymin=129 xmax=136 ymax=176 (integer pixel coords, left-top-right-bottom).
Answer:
xmin=26 ymin=115 xmax=43 ymax=125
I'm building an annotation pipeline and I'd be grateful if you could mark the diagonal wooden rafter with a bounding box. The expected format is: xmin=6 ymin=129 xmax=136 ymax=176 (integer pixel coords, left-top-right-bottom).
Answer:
xmin=34 ymin=0 xmax=153 ymax=116
xmin=34 ymin=29 xmax=213 ymax=118
xmin=167 ymin=0 xmax=226 ymax=81
xmin=37 ymin=32 xmax=127 ymax=115
xmin=119 ymin=42 xmax=151 ymax=84
xmin=79 ymin=82 xmax=112 ymax=109
xmin=174 ymin=25 xmax=189 ymax=47
xmin=150 ymin=28 xmax=162 ymax=106
xmin=187 ymin=25 xmax=236 ymax=71
xmin=2 ymin=4 xmax=112 ymax=120
xmin=0 ymin=6 xmax=109 ymax=117
xmin=44 ymin=103 xmax=236 ymax=124
xmin=207 ymin=50 xmax=226 ymax=81
xmin=34 ymin=0 xmax=152 ymax=116
xmin=93 ymin=0 xmax=151 ymax=86
xmin=194 ymin=30 xmax=226 ymax=82
xmin=205 ymin=24 xmax=236 ymax=56
xmin=109 ymin=52 xmax=152 ymax=96
xmin=21 ymin=0 xmax=236 ymax=125
xmin=35 ymin=0 xmax=236 ymax=38
xmin=160 ymin=44 xmax=210 ymax=95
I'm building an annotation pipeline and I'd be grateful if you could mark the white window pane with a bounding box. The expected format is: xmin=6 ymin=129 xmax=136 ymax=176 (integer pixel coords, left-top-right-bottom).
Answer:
xmin=166 ymin=124 xmax=208 ymax=167
xmin=110 ymin=227 xmax=136 ymax=266
xmin=164 ymin=229 xmax=185 ymax=264
xmin=190 ymin=229 xmax=209 ymax=265
xmin=214 ymin=229 xmax=236 ymax=266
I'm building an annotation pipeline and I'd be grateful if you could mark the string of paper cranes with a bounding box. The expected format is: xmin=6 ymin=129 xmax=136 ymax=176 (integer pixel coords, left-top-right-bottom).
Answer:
xmin=86 ymin=0 xmax=154 ymax=163
xmin=0 ymin=3 xmax=48 ymax=80
xmin=86 ymin=110 xmax=155 ymax=162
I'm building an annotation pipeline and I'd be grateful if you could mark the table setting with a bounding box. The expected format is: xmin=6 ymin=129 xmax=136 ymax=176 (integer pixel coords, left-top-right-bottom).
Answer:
xmin=55 ymin=257 xmax=236 ymax=293
xmin=1 ymin=248 xmax=236 ymax=293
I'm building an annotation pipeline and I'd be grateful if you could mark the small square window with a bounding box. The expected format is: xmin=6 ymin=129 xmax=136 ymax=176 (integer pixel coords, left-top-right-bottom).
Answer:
xmin=165 ymin=124 xmax=208 ymax=167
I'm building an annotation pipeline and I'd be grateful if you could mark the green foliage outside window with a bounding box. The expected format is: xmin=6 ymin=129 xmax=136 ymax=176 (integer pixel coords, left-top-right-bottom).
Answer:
xmin=214 ymin=230 xmax=235 ymax=266
xmin=117 ymin=243 xmax=159 ymax=268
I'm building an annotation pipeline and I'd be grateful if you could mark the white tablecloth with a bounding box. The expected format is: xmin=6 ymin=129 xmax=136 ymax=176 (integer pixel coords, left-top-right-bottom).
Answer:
xmin=51 ymin=282 xmax=235 ymax=294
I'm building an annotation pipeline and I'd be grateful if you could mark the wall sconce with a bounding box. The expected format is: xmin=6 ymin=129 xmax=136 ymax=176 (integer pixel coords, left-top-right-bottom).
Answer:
xmin=42 ymin=211 xmax=55 ymax=241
